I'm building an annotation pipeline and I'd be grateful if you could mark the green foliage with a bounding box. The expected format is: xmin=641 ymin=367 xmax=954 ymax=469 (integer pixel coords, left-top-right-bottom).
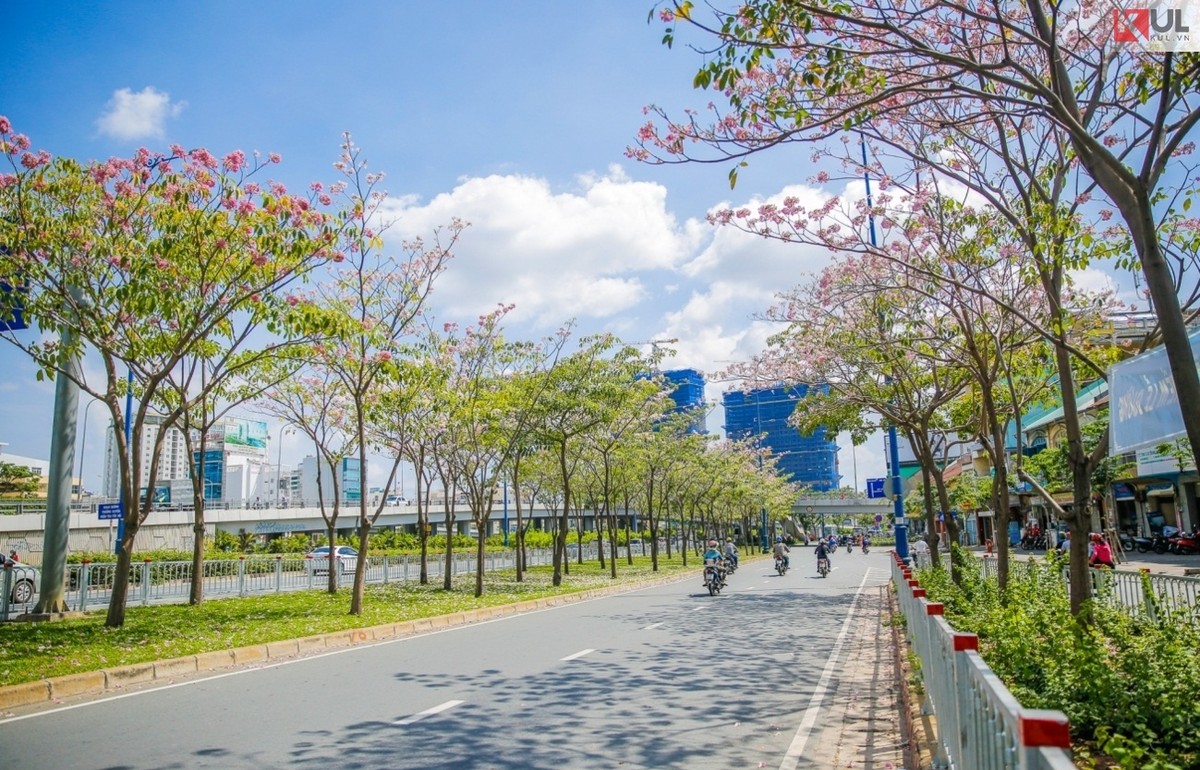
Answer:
xmin=0 ymin=462 xmax=39 ymax=496
xmin=916 ymin=552 xmax=1200 ymax=767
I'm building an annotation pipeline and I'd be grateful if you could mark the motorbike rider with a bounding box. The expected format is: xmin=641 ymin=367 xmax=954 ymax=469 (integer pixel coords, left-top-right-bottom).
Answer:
xmin=703 ymin=539 xmax=727 ymax=586
xmin=862 ymin=534 xmax=871 ymax=553
xmin=772 ymin=536 xmax=791 ymax=569
xmin=1088 ymin=533 xmax=1116 ymax=569
xmin=723 ymin=539 xmax=739 ymax=569
xmin=814 ymin=538 xmax=832 ymax=570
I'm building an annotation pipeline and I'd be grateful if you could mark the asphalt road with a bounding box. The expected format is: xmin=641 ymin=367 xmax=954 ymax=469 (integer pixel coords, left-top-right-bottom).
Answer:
xmin=0 ymin=552 xmax=896 ymax=770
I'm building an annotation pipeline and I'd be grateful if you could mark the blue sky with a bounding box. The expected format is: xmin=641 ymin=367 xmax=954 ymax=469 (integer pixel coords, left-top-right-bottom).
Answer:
xmin=11 ymin=0 xmax=1076 ymax=495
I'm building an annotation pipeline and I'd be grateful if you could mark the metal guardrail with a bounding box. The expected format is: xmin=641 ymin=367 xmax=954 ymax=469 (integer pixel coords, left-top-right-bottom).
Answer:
xmin=968 ymin=553 xmax=1200 ymax=623
xmin=892 ymin=553 xmax=1077 ymax=769
xmin=0 ymin=548 xmax=558 ymax=620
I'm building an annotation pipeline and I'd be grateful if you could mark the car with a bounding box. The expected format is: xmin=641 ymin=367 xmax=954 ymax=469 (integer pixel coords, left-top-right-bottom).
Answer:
xmin=305 ymin=545 xmax=364 ymax=575
xmin=0 ymin=557 xmax=38 ymax=605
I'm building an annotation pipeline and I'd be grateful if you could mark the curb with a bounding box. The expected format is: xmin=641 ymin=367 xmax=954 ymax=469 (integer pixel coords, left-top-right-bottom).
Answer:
xmin=0 ymin=569 xmax=696 ymax=713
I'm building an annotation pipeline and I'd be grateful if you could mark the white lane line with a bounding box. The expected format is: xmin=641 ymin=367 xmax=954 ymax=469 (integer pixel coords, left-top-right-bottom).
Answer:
xmin=560 ymin=648 xmax=595 ymax=661
xmin=642 ymin=622 xmax=664 ymax=631
xmin=394 ymin=699 xmax=464 ymax=725
xmin=778 ymin=570 xmax=871 ymax=770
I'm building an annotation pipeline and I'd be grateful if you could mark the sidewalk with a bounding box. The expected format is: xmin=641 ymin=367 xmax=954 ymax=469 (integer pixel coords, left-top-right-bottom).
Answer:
xmin=791 ymin=582 xmax=921 ymax=769
xmin=966 ymin=544 xmax=1200 ymax=577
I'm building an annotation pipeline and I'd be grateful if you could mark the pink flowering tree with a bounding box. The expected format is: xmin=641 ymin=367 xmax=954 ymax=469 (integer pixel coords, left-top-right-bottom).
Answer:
xmin=255 ymin=363 xmax=357 ymax=594
xmin=312 ymin=133 xmax=463 ymax=615
xmin=636 ymin=1 xmax=1200 ymax=505
xmin=0 ymin=119 xmax=346 ymax=626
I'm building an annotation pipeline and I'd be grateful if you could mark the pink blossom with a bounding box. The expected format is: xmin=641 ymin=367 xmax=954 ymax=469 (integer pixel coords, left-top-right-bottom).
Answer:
xmin=0 ymin=116 xmax=9 ymax=133
xmin=222 ymin=150 xmax=246 ymax=172
xmin=269 ymin=152 xmax=281 ymax=163
xmin=286 ymin=295 xmax=299 ymax=306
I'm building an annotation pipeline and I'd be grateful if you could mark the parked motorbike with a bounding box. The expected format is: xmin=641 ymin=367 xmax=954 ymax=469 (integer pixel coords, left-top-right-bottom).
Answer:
xmin=1151 ymin=533 xmax=1171 ymax=554
xmin=1020 ymin=534 xmax=1047 ymax=550
xmin=1131 ymin=534 xmax=1155 ymax=553
xmin=817 ymin=557 xmax=829 ymax=578
xmin=1169 ymin=530 xmax=1200 ymax=555
xmin=1117 ymin=532 xmax=1136 ymax=552
xmin=704 ymin=564 xmax=723 ymax=596
xmin=775 ymin=555 xmax=788 ymax=576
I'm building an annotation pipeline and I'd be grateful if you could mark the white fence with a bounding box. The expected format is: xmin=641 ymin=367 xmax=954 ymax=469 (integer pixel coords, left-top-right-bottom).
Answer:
xmin=0 ymin=548 xmax=558 ymax=620
xmin=892 ymin=553 xmax=1077 ymax=769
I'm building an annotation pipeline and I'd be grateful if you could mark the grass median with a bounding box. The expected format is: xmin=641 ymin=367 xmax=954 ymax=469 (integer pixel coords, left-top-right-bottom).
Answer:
xmin=0 ymin=556 xmax=701 ymax=688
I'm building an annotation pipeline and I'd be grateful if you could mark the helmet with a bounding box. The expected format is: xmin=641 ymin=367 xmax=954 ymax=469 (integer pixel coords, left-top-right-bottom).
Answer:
xmin=776 ymin=536 xmax=783 ymax=543
xmin=1090 ymin=533 xmax=1102 ymax=542
xmin=708 ymin=539 xmax=718 ymax=547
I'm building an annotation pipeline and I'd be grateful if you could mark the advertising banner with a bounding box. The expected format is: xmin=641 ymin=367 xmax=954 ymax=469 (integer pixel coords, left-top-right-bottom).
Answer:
xmin=1109 ymin=330 xmax=1200 ymax=454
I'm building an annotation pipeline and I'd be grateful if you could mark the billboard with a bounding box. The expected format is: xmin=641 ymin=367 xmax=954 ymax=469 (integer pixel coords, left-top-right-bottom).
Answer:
xmin=1109 ymin=330 xmax=1200 ymax=454
xmin=222 ymin=418 xmax=268 ymax=450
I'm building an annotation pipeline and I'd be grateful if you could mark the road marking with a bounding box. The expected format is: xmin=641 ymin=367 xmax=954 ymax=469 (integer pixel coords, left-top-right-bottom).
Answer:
xmin=0 ymin=573 xmax=697 ymax=725
xmin=778 ymin=570 xmax=871 ymax=770
xmin=394 ymin=699 xmax=464 ymax=725
xmin=642 ymin=622 xmax=663 ymax=630
xmin=560 ymin=648 xmax=595 ymax=661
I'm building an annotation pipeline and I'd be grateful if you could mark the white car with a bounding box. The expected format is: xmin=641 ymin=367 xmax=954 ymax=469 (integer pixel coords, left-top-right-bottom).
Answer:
xmin=305 ymin=546 xmax=364 ymax=575
xmin=1 ymin=559 xmax=38 ymax=605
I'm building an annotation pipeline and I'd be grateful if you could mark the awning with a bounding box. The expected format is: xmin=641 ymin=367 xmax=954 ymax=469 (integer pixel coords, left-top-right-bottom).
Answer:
xmin=1146 ymin=482 xmax=1176 ymax=497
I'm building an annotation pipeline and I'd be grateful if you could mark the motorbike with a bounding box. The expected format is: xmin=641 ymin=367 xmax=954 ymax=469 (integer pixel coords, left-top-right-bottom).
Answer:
xmin=1169 ymin=530 xmax=1200 ymax=555
xmin=1131 ymin=534 xmax=1156 ymax=553
xmin=862 ymin=541 xmax=870 ymax=555
xmin=1117 ymin=531 xmax=1136 ymax=552
xmin=703 ymin=563 xmax=723 ymax=595
xmin=775 ymin=555 xmax=788 ymax=576
xmin=817 ymin=557 xmax=830 ymax=578
xmin=846 ymin=542 xmax=853 ymax=555
xmin=1020 ymin=534 xmax=1047 ymax=550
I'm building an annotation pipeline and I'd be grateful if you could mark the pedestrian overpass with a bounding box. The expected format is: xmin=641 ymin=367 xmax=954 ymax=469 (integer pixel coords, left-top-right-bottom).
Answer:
xmin=786 ymin=495 xmax=894 ymax=538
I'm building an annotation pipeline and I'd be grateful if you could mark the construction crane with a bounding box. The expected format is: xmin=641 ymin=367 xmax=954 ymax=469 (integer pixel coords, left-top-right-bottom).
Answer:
xmin=628 ymin=337 xmax=679 ymax=360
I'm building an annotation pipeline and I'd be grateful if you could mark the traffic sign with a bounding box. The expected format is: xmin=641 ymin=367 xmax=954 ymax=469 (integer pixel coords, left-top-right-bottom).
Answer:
xmin=98 ymin=502 xmax=123 ymax=520
xmin=0 ymin=279 xmax=28 ymax=331
xmin=875 ymin=513 xmax=883 ymax=524
xmin=866 ymin=478 xmax=885 ymax=499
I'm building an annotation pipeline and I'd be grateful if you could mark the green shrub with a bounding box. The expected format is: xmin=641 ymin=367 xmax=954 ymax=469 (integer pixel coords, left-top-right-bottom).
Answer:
xmin=915 ymin=549 xmax=1200 ymax=768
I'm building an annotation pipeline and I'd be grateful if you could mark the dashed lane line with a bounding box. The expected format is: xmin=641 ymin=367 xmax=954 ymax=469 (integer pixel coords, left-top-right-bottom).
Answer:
xmin=394 ymin=699 xmax=464 ymax=725
xmin=560 ymin=648 xmax=595 ymax=661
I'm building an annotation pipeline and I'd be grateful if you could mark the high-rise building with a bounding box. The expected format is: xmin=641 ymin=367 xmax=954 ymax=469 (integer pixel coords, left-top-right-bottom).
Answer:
xmin=723 ymin=384 xmax=840 ymax=491
xmin=662 ymin=368 xmax=707 ymax=434
xmin=103 ymin=413 xmax=191 ymax=499
xmin=298 ymin=455 xmax=362 ymax=504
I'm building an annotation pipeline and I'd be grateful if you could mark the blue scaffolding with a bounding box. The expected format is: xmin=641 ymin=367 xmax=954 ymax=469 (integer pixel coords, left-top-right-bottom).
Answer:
xmin=722 ymin=384 xmax=840 ymax=490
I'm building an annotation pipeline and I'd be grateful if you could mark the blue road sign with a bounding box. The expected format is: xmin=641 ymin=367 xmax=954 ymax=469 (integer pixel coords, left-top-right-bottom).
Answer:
xmin=98 ymin=502 xmax=123 ymax=520
xmin=875 ymin=513 xmax=884 ymax=524
xmin=866 ymin=477 xmax=885 ymax=499
xmin=0 ymin=280 xmax=28 ymax=331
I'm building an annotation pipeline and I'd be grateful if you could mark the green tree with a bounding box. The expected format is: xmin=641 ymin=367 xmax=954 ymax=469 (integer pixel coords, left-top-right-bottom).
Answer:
xmin=0 ymin=132 xmax=345 ymax=625
xmin=0 ymin=462 xmax=38 ymax=497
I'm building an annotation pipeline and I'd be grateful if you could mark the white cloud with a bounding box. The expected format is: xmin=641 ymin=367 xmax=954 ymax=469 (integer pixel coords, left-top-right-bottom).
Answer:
xmin=379 ymin=169 xmax=700 ymax=326
xmin=96 ymin=87 xmax=185 ymax=141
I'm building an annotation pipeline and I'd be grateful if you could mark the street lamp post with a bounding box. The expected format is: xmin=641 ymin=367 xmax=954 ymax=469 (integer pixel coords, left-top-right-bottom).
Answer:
xmin=275 ymin=425 xmax=293 ymax=507
xmin=76 ymin=398 xmax=99 ymax=504
xmin=861 ymin=135 xmax=909 ymax=561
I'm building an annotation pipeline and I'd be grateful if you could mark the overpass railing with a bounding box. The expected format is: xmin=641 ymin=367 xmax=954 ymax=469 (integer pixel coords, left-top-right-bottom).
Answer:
xmin=892 ymin=552 xmax=1077 ymax=769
